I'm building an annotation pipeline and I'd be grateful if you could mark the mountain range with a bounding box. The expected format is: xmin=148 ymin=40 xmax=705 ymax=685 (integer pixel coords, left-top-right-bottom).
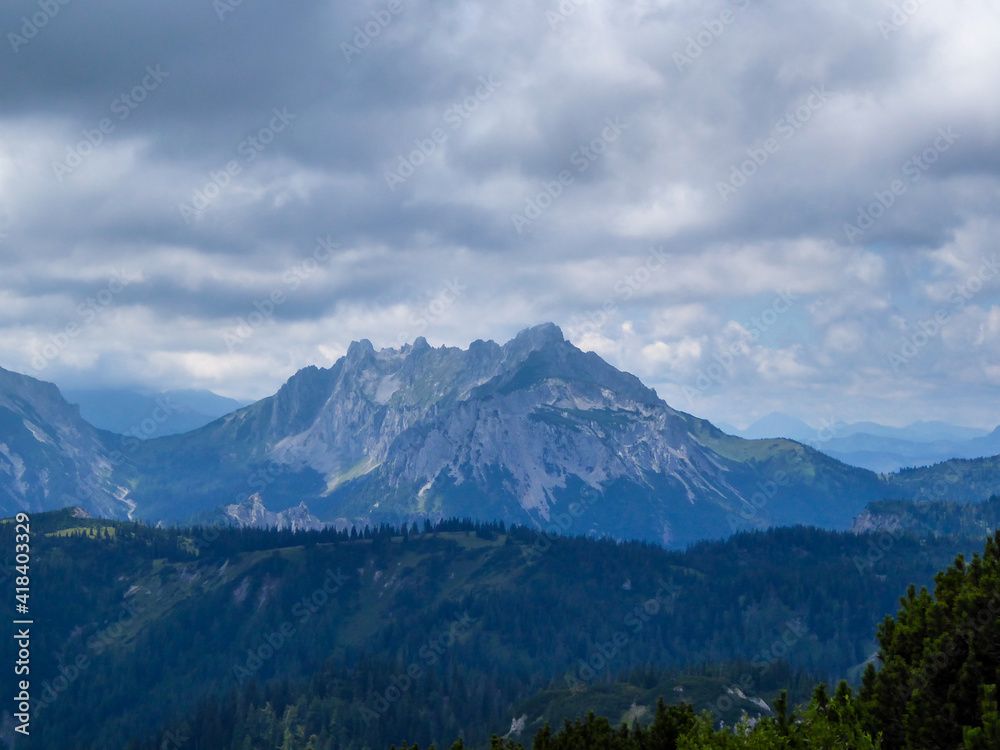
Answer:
xmin=3 ymin=324 xmax=1000 ymax=547
xmin=61 ymin=387 xmax=249 ymax=439
xmin=732 ymin=412 xmax=1000 ymax=473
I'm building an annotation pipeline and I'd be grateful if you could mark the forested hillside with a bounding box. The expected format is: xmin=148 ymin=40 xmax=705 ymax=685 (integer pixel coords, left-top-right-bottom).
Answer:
xmin=1 ymin=504 xmax=993 ymax=749
xmin=154 ymin=527 xmax=1000 ymax=749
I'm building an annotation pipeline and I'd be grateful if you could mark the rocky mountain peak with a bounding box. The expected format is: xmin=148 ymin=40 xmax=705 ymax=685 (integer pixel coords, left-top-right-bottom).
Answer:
xmin=0 ymin=327 xmax=904 ymax=549
xmin=345 ymin=339 xmax=375 ymax=362
xmin=224 ymin=493 xmax=324 ymax=531
xmin=503 ymin=323 xmax=566 ymax=359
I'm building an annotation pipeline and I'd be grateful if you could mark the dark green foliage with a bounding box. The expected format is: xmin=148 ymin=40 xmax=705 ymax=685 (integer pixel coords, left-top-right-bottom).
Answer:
xmin=852 ymin=530 xmax=1000 ymax=748
xmin=7 ymin=508 xmax=1000 ymax=749
xmin=862 ymin=495 xmax=1000 ymax=539
xmin=887 ymin=456 xmax=1000 ymax=504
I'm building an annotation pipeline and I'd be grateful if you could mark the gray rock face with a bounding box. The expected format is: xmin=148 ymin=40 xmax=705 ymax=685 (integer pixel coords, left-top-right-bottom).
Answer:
xmin=848 ymin=509 xmax=904 ymax=535
xmin=0 ymin=325 xmax=897 ymax=546
xmin=224 ymin=494 xmax=324 ymax=531
xmin=183 ymin=324 xmax=791 ymax=544
xmin=248 ymin=326 xmax=727 ymax=516
xmin=0 ymin=367 xmax=131 ymax=517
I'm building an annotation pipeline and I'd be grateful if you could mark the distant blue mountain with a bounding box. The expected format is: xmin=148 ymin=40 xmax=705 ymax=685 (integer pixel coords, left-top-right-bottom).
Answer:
xmin=831 ymin=420 xmax=989 ymax=444
xmin=62 ymin=387 xmax=249 ymax=439
xmin=712 ymin=420 xmax=743 ymax=437
xmin=732 ymin=413 xmax=998 ymax=472
xmin=737 ymin=412 xmax=817 ymax=442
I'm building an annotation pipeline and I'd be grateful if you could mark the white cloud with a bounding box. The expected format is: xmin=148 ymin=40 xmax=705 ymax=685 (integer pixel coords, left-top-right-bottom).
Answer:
xmin=0 ymin=0 xmax=997 ymax=427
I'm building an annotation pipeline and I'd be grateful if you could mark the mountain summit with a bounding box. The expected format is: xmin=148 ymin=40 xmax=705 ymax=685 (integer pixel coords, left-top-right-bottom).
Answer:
xmin=121 ymin=324 xmax=884 ymax=546
xmin=5 ymin=325 xmax=996 ymax=546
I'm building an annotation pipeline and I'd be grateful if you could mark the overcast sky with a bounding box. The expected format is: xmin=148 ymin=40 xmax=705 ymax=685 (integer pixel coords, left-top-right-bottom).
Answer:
xmin=1 ymin=0 xmax=998 ymax=429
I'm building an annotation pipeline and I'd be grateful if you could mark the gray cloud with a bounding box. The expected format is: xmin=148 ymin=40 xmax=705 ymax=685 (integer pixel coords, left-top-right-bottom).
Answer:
xmin=0 ymin=0 xmax=998 ymax=429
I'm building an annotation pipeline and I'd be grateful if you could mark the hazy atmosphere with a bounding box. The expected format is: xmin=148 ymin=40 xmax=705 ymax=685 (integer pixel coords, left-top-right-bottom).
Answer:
xmin=2 ymin=0 xmax=998 ymax=428
xmin=7 ymin=4 xmax=1000 ymax=748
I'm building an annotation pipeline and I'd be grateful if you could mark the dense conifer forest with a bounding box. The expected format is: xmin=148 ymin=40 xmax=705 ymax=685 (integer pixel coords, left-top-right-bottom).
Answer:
xmin=4 ymin=500 xmax=1000 ymax=749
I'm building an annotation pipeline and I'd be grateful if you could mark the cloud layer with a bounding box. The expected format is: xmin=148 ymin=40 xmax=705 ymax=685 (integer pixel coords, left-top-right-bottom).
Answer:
xmin=1 ymin=0 xmax=998 ymax=428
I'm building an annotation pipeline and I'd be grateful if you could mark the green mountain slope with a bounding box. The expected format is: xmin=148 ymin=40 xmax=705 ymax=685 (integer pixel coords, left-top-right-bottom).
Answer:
xmin=2 ymin=508 xmax=990 ymax=749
